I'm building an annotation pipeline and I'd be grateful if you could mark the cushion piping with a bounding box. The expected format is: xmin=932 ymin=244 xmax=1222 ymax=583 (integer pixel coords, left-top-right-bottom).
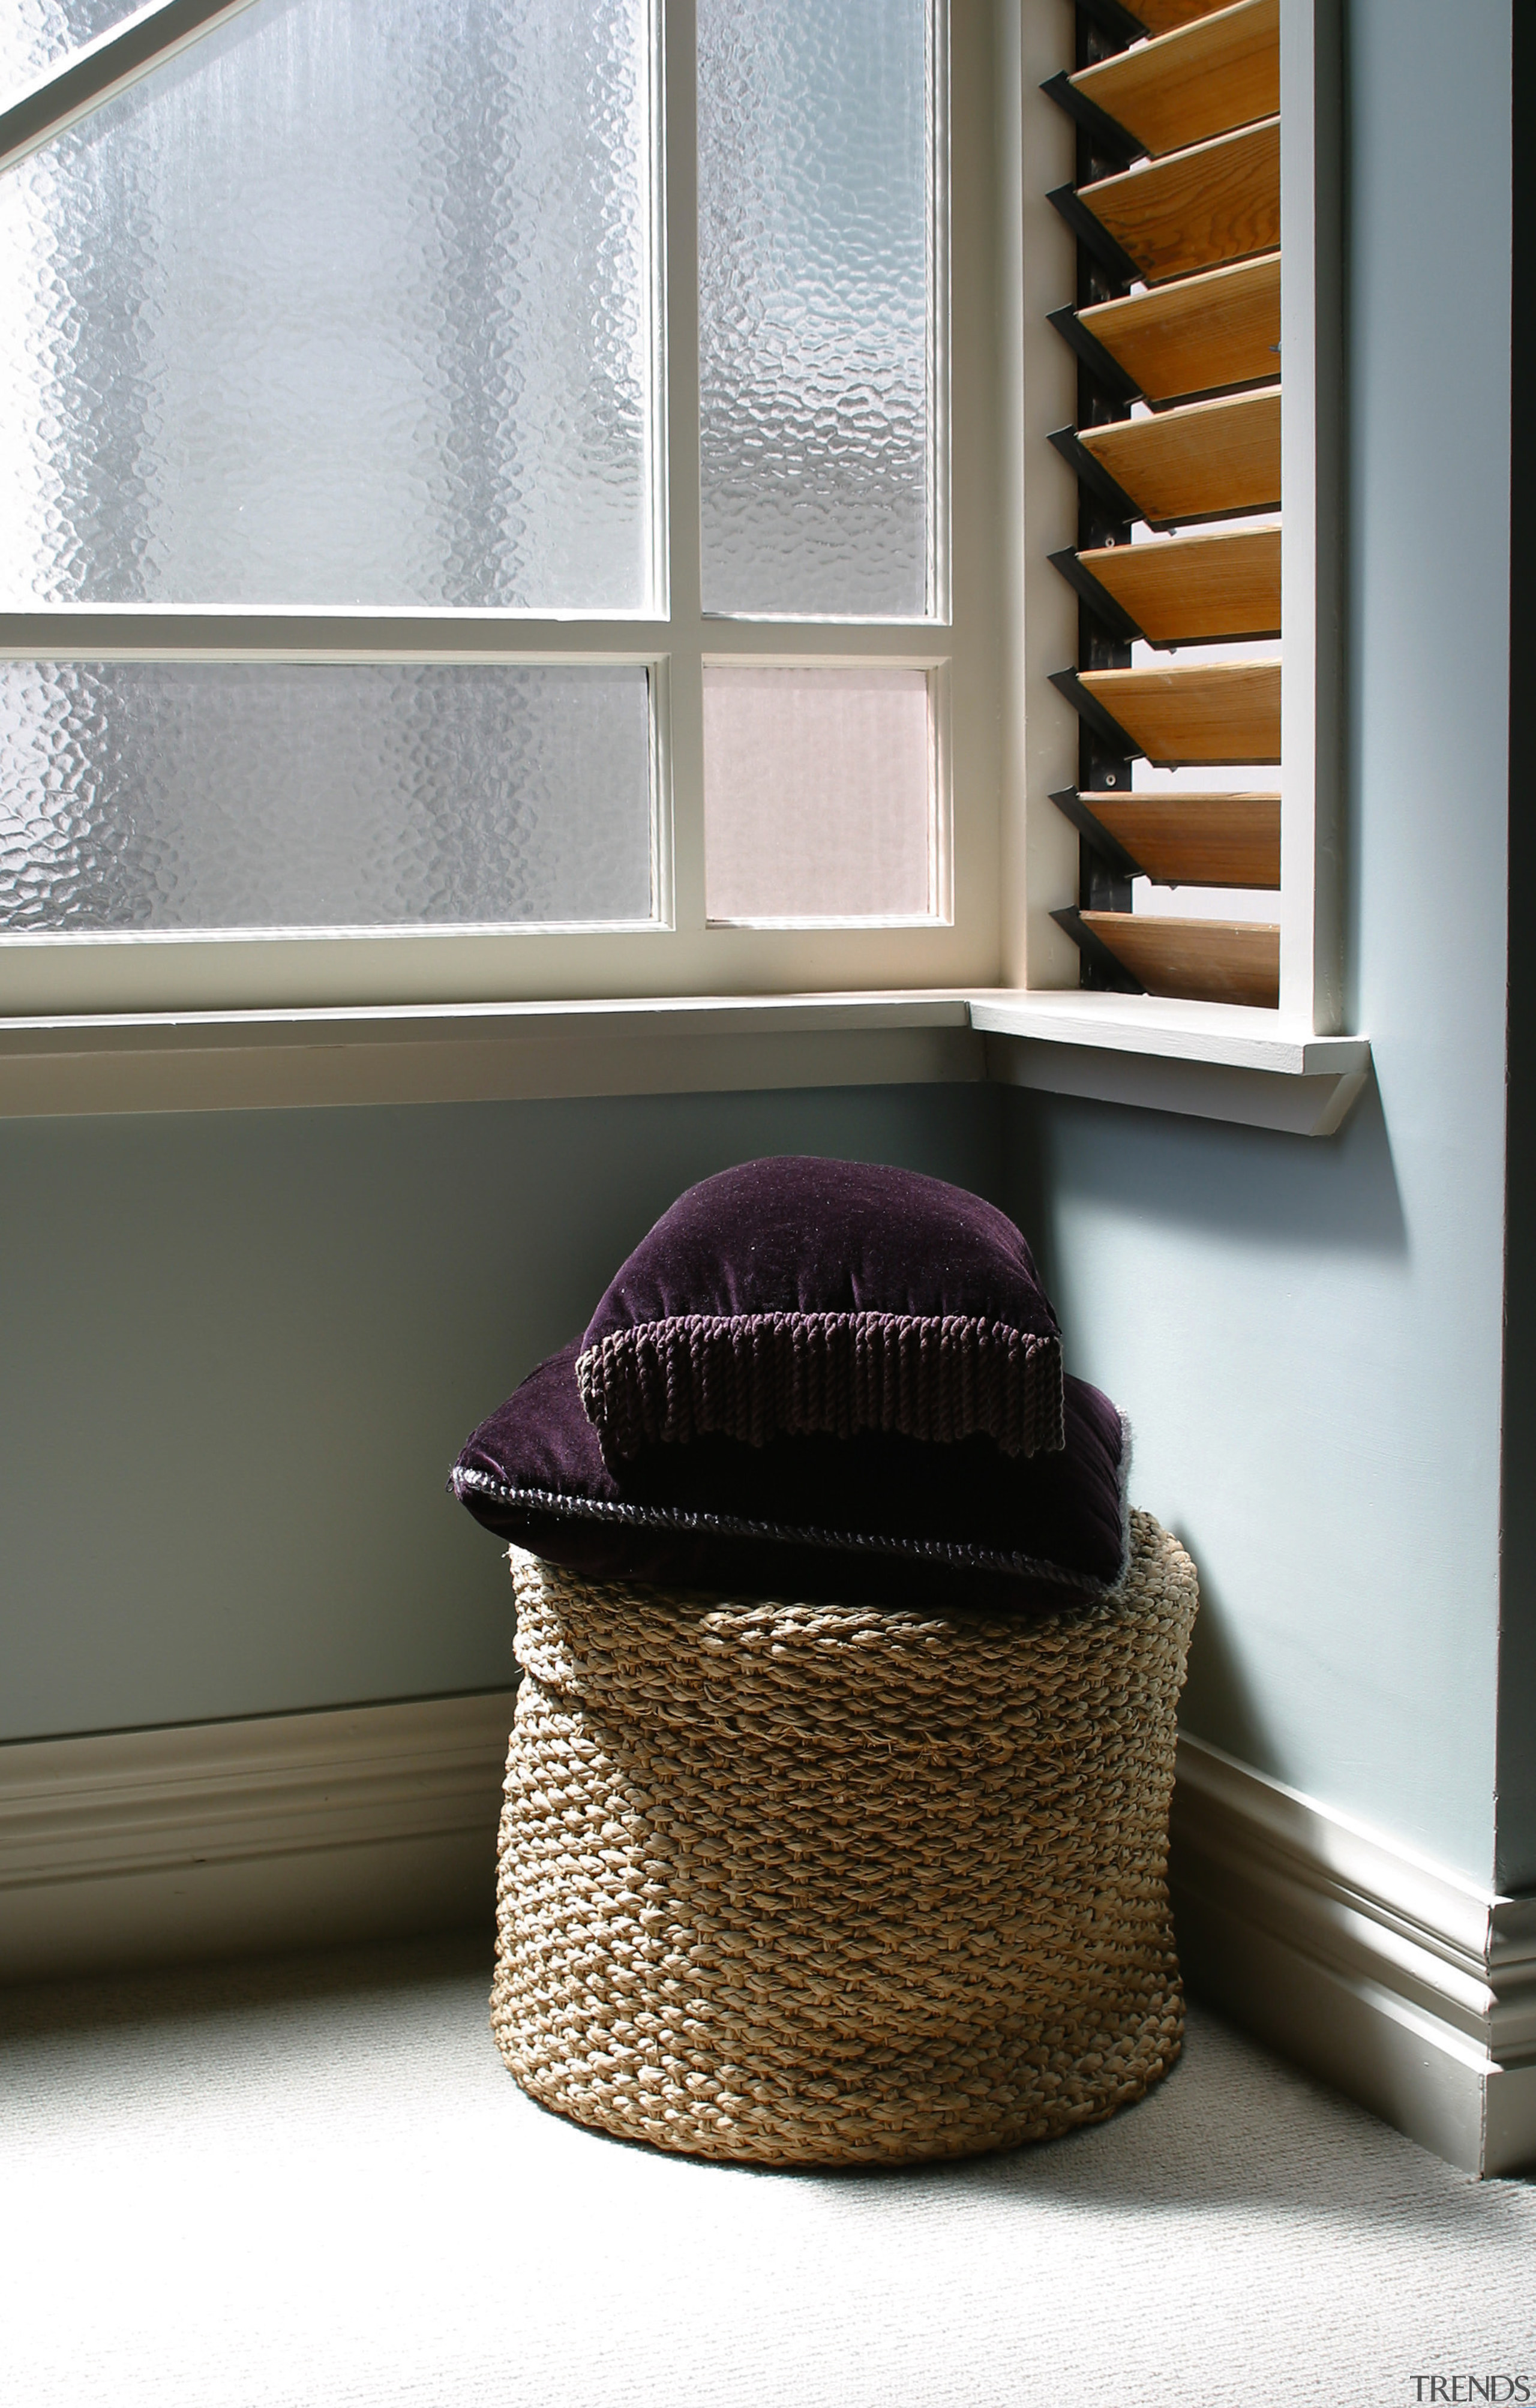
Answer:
xmin=450 ymin=1413 xmax=1132 ymax=1598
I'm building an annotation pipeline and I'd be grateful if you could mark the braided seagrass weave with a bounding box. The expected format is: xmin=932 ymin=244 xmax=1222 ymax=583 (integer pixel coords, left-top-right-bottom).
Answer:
xmin=491 ymin=1510 xmax=1198 ymax=2167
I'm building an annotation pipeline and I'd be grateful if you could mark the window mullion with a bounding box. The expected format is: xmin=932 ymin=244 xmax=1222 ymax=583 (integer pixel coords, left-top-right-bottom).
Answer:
xmin=662 ymin=0 xmax=705 ymax=939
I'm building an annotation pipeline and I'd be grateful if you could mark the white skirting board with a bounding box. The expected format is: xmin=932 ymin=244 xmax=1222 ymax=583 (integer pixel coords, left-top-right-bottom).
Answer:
xmin=0 ymin=1689 xmax=517 ymax=1987
xmin=3 ymin=1695 xmax=1532 ymax=2178
xmin=1170 ymin=1735 xmax=1536 ymax=2179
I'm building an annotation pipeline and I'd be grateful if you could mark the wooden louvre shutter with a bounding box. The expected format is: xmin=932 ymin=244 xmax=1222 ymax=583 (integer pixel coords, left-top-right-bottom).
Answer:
xmin=1044 ymin=0 xmax=1282 ymax=1009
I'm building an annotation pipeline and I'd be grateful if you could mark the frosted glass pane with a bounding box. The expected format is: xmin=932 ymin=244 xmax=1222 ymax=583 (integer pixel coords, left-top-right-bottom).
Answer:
xmin=1 ymin=0 xmax=140 ymax=99
xmin=697 ymin=0 xmax=934 ymax=619
xmin=703 ymin=666 xmax=932 ymax=921
xmin=0 ymin=0 xmax=658 ymax=608
xmin=0 ymin=663 xmax=653 ymax=930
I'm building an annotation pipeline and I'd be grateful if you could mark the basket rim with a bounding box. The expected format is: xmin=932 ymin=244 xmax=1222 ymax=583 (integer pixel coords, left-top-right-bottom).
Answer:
xmin=506 ymin=1506 xmax=1190 ymax=1647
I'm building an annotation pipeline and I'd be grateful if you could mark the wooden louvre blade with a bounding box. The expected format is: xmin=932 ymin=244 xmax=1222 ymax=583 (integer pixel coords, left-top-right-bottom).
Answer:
xmin=1078 ymin=251 xmax=1280 ymax=404
xmin=1079 ymin=389 xmax=1280 ymax=527
xmin=1075 ymin=792 xmax=1280 ymax=887
xmin=1079 ymin=116 xmax=1278 ymax=286
xmin=1076 ymin=911 xmax=1280 ymax=1005
xmin=1077 ymin=661 xmax=1281 ymax=763
xmin=1075 ymin=525 xmax=1280 ymax=643
xmin=1072 ymin=0 xmax=1279 ymax=160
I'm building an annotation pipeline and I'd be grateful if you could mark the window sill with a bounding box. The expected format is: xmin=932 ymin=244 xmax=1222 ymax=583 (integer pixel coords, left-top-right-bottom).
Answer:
xmin=0 ymin=990 xmax=1370 ymax=1134
xmin=968 ymin=992 xmax=1371 ymax=1137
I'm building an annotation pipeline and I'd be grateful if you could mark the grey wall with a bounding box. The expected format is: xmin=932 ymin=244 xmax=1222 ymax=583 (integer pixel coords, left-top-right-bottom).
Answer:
xmin=0 ymin=1083 xmax=1000 ymax=1744
xmin=1004 ymin=0 xmax=1517 ymax=1890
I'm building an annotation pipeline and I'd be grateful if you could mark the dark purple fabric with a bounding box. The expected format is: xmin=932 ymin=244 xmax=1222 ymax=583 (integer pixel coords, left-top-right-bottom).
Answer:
xmin=576 ymin=1156 xmax=1065 ymax=1458
xmin=584 ymin=1155 xmax=1059 ymax=1341
xmin=450 ymin=1339 xmax=1129 ymax=1617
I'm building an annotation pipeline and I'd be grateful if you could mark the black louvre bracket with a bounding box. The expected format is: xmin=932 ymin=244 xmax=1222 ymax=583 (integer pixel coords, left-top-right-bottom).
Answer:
xmin=1052 ymin=907 xmax=1148 ymax=993
xmin=1039 ymin=71 xmax=1147 ymax=170
xmin=1048 ymin=545 xmax=1146 ymax=645
xmin=1073 ymin=0 xmax=1152 ymax=50
xmin=1049 ymin=788 xmax=1148 ymax=884
xmin=1048 ymin=184 xmax=1144 ymax=293
xmin=1049 ymin=667 xmax=1146 ymax=760
xmin=1046 ymin=305 xmax=1144 ymax=409
xmin=1048 ymin=425 xmax=1144 ymax=526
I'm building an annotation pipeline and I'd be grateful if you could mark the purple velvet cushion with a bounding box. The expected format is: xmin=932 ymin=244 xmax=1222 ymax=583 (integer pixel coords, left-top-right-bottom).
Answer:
xmin=575 ymin=1157 xmax=1064 ymax=1460
xmin=451 ymin=1339 xmax=1129 ymax=1617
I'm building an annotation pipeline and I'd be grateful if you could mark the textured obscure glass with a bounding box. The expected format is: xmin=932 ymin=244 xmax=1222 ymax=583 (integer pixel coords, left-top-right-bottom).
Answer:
xmin=0 ymin=663 xmax=654 ymax=929
xmin=703 ymin=666 xmax=932 ymax=921
xmin=0 ymin=0 xmax=140 ymax=100
xmin=0 ymin=0 xmax=658 ymax=608
xmin=697 ymin=0 xmax=934 ymax=619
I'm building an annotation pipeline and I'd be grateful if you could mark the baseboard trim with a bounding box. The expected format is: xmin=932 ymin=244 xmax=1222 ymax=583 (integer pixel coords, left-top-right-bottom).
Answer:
xmin=1170 ymin=1734 xmax=1536 ymax=2178
xmin=6 ymin=1698 xmax=1533 ymax=2179
xmin=0 ymin=1689 xmax=517 ymax=1987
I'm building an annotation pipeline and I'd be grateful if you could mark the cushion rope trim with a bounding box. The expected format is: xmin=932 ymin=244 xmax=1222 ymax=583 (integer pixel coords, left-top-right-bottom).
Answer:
xmin=450 ymin=1415 xmax=1131 ymax=1598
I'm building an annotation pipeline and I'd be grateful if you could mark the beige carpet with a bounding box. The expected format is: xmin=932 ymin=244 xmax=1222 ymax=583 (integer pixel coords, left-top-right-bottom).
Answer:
xmin=2 ymin=1930 xmax=1533 ymax=2407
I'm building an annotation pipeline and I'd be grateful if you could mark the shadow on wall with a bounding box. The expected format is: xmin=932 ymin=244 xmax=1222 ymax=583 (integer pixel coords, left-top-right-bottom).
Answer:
xmin=1005 ymin=1068 xmax=1406 ymax=1296
xmin=998 ymin=1071 xmax=1476 ymax=1815
xmin=1175 ymin=1570 xmax=1279 ymax=1769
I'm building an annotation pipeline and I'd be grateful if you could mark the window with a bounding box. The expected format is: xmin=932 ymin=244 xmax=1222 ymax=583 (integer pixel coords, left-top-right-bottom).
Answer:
xmin=0 ymin=0 xmax=1007 ymax=1018
xmin=1 ymin=0 xmax=1343 ymax=1063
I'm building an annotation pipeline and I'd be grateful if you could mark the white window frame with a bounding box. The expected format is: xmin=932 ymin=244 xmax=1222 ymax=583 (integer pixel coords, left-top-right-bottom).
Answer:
xmin=0 ymin=0 xmax=1010 ymax=1020
xmin=0 ymin=0 xmax=1370 ymax=1137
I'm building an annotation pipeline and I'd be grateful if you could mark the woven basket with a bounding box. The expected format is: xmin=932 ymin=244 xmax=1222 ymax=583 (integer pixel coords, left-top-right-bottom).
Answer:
xmin=491 ymin=1509 xmax=1198 ymax=2167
